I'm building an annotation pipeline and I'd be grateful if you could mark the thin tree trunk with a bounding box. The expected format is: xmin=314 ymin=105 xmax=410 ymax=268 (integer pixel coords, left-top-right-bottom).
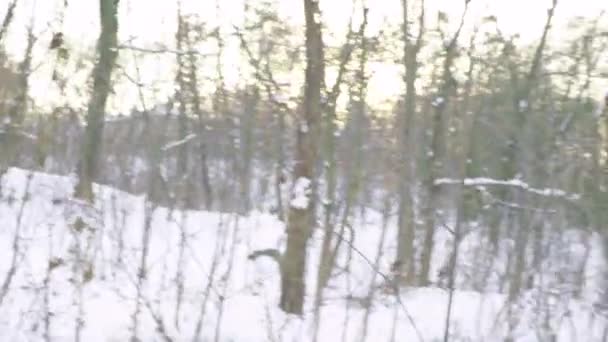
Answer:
xmin=394 ymin=0 xmax=424 ymax=285
xmin=0 ymin=0 xmax=18 ymax=46
xmin=316 ymin=4 xmax=367 ymax=298
xmin=2 ymin=18 xmax=34 ymax=169
xmin=507 ymin=0 xmax=558 ymax=301
xmin=442 ymin=26 xmax=478 ymax=341
xmin=75 ymin=0 xmax=120 ymax=201
xmin=419 ymin=1 xmax=470 ymax=286
xmin=175 ymin=5 xmax=192 ymax=208
xmin=313 ymin=9 xmax=368 ymax=339
xmin=359 ymin=195 xmax=392 ymax=342
xmin=239 ymin=87 xmax=258 ymax=213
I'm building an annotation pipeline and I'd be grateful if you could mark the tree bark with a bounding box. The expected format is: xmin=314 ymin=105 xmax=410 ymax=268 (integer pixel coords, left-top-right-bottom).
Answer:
xmin=75 ymin=0 xmax=120 ymax=201
xmin=279 ymin=0 xmax=324 ymax=315
xmin=2 ymin=20 xmax=33 ymax=169
xmin=394 ymin=0 xmax=424 ymax=285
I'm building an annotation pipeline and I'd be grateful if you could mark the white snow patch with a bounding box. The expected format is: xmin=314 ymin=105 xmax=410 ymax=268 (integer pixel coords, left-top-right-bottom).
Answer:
xmin=290 ymin=177 xmax=311 ymax=209
xmin=435 ymin=177 xmax=580 ymax=200
xmin=432 ymin=97 xmax=445 ymax=107
xmin=518 ymin=99 xmax=528 ymax=111
xmin=161 ymin=133 xmax=197 ymax=151
xmin=0 ymin=168 xmax=605 ymax=341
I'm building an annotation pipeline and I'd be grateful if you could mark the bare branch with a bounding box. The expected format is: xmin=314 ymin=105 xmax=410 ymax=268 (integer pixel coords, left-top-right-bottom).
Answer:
xmin=435 ymin=177 xmax=580 ymax=201
xmin=0 ymin=0 xmax=18 ymax=44
xmin=117 ymin=44 xmax=214 ymax=57
xmin=248 ymin=248 xmax=282 ymax=265
xmin=233 ymin=26 xmax=292 ymax=114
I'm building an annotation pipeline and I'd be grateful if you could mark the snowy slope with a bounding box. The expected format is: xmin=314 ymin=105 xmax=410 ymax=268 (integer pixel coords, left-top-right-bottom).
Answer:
xmin=0 ymin=168 xmax=606 ymax=341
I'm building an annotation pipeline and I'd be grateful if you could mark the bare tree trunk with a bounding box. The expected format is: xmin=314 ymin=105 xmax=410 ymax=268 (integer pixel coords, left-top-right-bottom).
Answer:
xmin=184 ymin=20 xmax=214 ymax=211
xmin=418 ymin=2 xmax=470 ymax=286
xmin=359 ymin=195 xmax=392 ymax=342
xmin=238 ymin=86 xmax=258 ymax=213
xmin=279 ymin=0 xmax=324 ymax=315
xmin=442 ymin=26 xmax=478 ymax=342
xmin=0 ymin=0 xmax=18 ymax=46
xmin=274 ymin=108 xmax=286 ymax=220
xmin=175 ymin=5 xmax=191 ymax=208
xmin=507 ymin=0 xmax=558 ymax=301
xmin=2 ymin=17 xmax=34 ymax=169
xmin=75 ymin=0 xmax=120 ymax=201
xmin=313 ymin=9 xmax=368 ymax=339
xmin=394 ymin=0 xmax=424 ymax=285
xmin=316 ymin=4 xmax=366 ymax=298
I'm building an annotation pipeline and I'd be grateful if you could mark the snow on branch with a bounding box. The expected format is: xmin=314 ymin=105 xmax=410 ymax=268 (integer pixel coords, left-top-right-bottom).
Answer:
xmin=161 ymin=134 xmax=197 ymax=152
xmin=435 ymin=177 xmax=580 ymax=201
xmin=290 ymin=177 xmax=312 ymax=209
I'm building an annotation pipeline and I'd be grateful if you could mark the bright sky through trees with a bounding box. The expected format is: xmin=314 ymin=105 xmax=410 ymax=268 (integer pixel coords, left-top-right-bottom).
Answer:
xmin=1 ymin=0 xmax=606 ymax=114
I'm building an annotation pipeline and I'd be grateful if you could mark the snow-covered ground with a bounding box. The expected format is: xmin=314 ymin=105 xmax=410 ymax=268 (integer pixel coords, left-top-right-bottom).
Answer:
xmin=0 ymin=167 xmax=606 ymax=341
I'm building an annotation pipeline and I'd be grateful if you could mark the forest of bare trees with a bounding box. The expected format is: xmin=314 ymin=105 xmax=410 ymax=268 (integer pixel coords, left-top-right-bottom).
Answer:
xmin=1 ymin=0 xmax=608 ymax=340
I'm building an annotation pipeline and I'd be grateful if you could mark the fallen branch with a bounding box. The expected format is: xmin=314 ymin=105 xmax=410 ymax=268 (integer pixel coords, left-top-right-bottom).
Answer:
xmin=435 ymin=177 xmax=580 ymax=201
xmin=248 ymin=248 xmax=282 ymax=265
